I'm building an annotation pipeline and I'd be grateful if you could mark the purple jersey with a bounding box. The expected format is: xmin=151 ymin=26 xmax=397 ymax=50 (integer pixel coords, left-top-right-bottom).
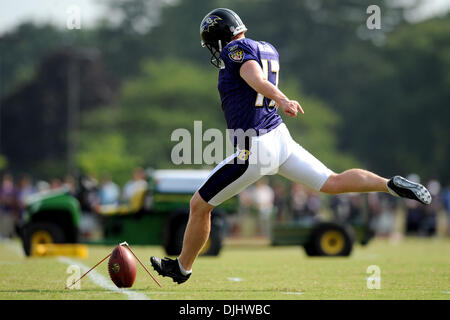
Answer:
xmin=218 ymin=38 xmax=283 ymax=135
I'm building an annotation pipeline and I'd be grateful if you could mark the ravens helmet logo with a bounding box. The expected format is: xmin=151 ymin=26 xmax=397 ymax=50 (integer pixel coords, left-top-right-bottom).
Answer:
xmin=201 ymin=15 xmax=222 ymax=32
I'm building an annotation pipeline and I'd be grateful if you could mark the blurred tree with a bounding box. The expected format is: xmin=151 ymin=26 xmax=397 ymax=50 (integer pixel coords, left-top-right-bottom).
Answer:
xmin=104 ymin=0 xmax=167 ymax=33
xmin=0 ymin=47 xmax=119 ymax=179
xmin=77 ymin=132 xmax=141 ymax=185
xmin=342 ymin=17 xmax=450 ymax=181
xmin=79 ymin=59 xmax=224 ymax=172
xmin=0 ymin=155 xmax=7 ymax=169
xmin=0 ymin=23 xmax=66 ymax=97
xmin=89 ymin=0 xmax=169 ymax=79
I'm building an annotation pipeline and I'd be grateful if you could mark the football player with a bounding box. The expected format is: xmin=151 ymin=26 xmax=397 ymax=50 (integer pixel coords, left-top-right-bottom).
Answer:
xmin=151 ymin=8 xmax=432 ymax=284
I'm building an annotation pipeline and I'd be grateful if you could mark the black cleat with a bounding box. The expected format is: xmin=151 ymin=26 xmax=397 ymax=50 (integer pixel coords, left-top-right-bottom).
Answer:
xmin=150 ymin=256 xmax=191 ymax=284
xmin=387 ymin=175 xmax=432 ymax=205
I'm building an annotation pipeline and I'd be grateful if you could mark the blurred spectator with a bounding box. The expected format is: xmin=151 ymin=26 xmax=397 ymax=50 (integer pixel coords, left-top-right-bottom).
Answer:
xmin=330 ymin=194 xmax=352 ymax=222
xmin=232 ymin=188 xmax=253 ymax=237
xmin=76 ymin=174 xmax=101 ymax=238
xmin=289 ymin=183 xmax=321 ymax=223
xmin=290 ymin=183 xmax=308 ymax=221
xmin=98 ymin=176 xmax=120 ymax=206
xmin=249 ymin=178 xmax=274 ymax=237
xmin=418 ymin=179 xmax=441 ymax=236
xmin=0 ymin=174 xmax=19 ymax=238
xmin=442 ymin=181 xmax=450 ymax=236
xmin=368 ymin=192 xmax=383 ymax=217
xmin=63 ymin=175 xmax=76 ymax=195
xmin=36 ymin=180 xmax=51 ymax=192
xmin=50 ymin=178 xmax=62 ymax=189
xmin=405 ymin=198 xmax=426 ymax=234
xmin=348 ymin=193 xmax=363 ymax=223
xmin=305 ymin=188 xmax=321 ymax=221
xmin=4 ymin=167 xmax=447 ymax=241
xmin=17 ymin=174 xmax=36 ymax=215
xmin=403 ymin=174 xmax=431 ymax=235
xmin=239 ymin=188 xmax=252 ymax=210
xmin=331 ymin=192 xmax=364 ymax=224
xmin=123 ymin=167 xmax=148 ymax=201
xmin=402 ymin=175 xmax=440 ymax=237
xmin=77 ymin=174 xmax=99 ymax=212
xmin=272 ymin=181 xmax=286 ymax=222
xmin=372 ymin=193 xmax=396 ymax=237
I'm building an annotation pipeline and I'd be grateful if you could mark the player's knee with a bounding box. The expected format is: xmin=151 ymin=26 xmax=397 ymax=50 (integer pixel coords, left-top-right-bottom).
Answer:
xmin=189 ymin=194 xmax=201 ymax=213
xmin=189 ymin=192 xmax=212 ymax=216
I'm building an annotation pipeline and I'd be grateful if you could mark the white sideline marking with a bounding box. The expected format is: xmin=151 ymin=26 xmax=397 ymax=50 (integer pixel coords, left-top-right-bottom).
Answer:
xmin=227 ymin=277 xmax=243 ymax=282
xmin=58 ymin=257 xmax=150 ymax=300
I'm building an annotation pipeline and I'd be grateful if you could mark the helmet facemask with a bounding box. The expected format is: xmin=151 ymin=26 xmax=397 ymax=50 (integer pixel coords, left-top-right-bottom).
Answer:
xmin=203 ymin=40 xmax=225 ymax=69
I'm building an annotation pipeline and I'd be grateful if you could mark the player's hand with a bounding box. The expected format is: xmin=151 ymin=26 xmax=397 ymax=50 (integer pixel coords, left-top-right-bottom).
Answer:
xmin=278 ymin=99 xmax=304 ymax=117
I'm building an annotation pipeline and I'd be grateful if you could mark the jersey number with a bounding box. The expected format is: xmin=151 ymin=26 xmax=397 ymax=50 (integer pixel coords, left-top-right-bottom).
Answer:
xmin=255 ymin=59 xmax=279 ymax=107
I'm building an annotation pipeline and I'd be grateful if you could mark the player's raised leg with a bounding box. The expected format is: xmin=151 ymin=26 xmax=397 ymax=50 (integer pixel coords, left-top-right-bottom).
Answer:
xmin=320 ymin=170 xmax=432 ymax=205
xmin=278 ymin=141 xmax=432 ymax=205
xmin=320 ymin=169 xmax=388 ymax=194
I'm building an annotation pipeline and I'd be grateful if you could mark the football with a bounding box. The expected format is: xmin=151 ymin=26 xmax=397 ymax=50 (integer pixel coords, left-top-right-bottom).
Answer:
xmin=108 ymin=245 xmax=137 ymax=288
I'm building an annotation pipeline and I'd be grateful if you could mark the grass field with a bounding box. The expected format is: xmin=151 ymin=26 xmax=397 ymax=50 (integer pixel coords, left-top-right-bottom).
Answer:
xmin=0 ymin=237 xmax=449 ymax=300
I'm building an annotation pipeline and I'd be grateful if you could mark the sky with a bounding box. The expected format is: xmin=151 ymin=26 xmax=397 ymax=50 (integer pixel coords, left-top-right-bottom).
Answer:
xmin=0 ymin=0 xmax=105 ymax=34
xmin=400 ymin=0 xmax=450 ymax=21
xmin=0 ymin=0 xmax=449 ymax=35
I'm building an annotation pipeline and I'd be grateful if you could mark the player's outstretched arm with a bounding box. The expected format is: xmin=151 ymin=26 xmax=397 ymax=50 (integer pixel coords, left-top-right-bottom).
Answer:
xmin=240 ymin=60 xmax=304 ymax=117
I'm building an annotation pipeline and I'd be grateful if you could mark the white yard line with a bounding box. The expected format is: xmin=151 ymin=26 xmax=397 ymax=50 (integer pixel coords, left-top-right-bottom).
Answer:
xmin=58 ymin=256 xmax=150 ymax=300
xmin=227 ymin=277 xmax=244 ymax=282
xmin=2 ymin=240 xmax=150 ymax=299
